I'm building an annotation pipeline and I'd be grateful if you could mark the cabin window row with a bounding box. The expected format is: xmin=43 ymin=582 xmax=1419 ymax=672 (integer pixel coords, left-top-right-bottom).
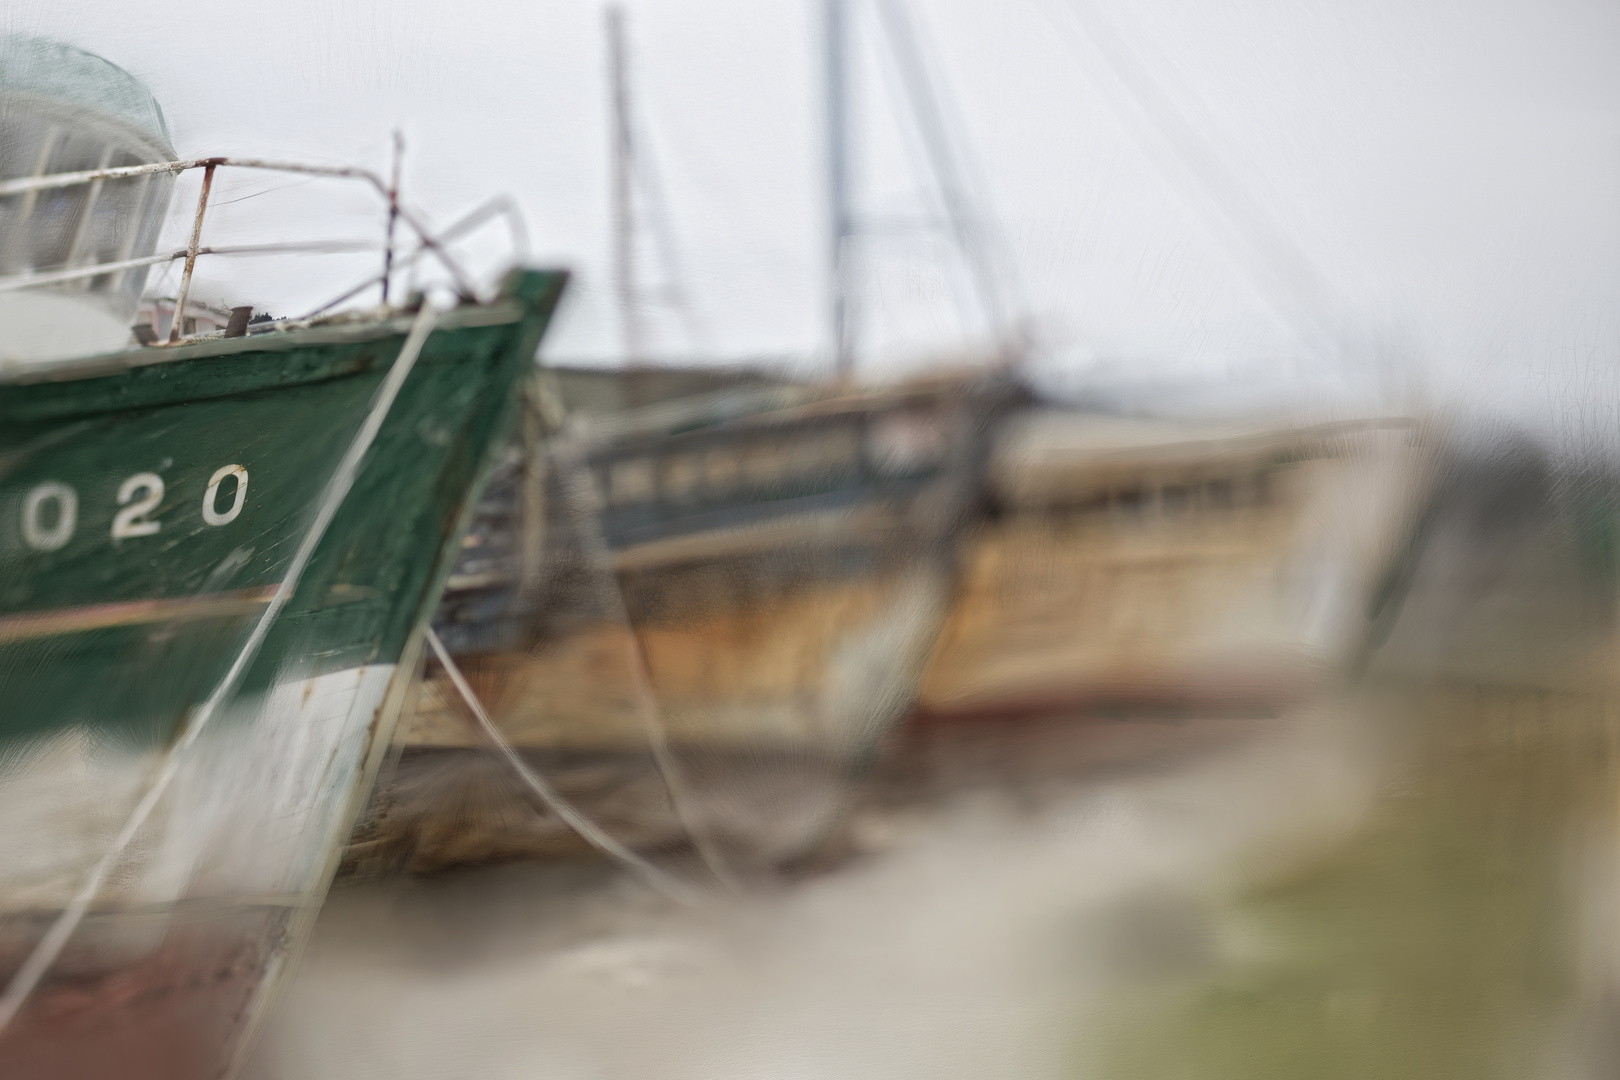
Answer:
xmin=1044 ymin=470 xmax=1282 ymax=519
xmin=600 ymin=430 xmax=864 ymax=508
xmin=597 ymin=413 xmax=950 ymax=509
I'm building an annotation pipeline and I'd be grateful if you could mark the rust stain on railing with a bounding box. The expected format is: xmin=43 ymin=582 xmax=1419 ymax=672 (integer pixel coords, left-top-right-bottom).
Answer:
xmin=167 ymin=160 xmax=217 ymax=343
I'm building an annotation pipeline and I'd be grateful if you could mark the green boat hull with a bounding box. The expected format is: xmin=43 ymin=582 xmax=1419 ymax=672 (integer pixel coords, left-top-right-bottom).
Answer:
xmin=0 ymin=269 xmax=564 ymax=1078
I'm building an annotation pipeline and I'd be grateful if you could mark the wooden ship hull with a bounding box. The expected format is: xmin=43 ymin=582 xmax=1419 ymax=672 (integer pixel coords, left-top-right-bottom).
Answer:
xmin=359 ymin=362 xmax=1440 ymax=877
xmin=915 ymin=410 xmax=1441 ymax=723
xmin=356 ymin=372 xmax=1019 ymax=872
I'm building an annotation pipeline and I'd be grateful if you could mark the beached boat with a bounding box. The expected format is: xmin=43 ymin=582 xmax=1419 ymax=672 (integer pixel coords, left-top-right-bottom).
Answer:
xmin=352 ymin=1 xmax=1027 ymax=876
xmin=0 ymin=36 xmax=564 ymax=1079
xmin=356 ymin=0 xmax=1438 ymax=877
xmin=361 ymin=369 xmax=1016 ymax=873
xmin=914 ymin=407 xmax=1440 ymax=724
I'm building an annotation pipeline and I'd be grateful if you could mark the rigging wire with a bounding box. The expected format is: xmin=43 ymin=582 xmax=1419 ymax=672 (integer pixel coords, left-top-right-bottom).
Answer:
xmin=633 ymin=132 xmax=715 ymax=355
xmin=207 ymin=174 xmax=321 ymax=208
xmin=827 ymin=0 xmax=1033 ymax=372
xmin=871 ymin=0 xmax=1027 ymax=359
xmin=1034 ymin=0 xmax=1347 ymax=361
xmin=860 ymin=5 xmax=984 ymax=356
xmin=424 ymin=627 xmax=709 ymax=906
xmin=552 ymin=426 xmax=741 ymax=892
xmin=606 ymin=5 xmax=712 ymax=362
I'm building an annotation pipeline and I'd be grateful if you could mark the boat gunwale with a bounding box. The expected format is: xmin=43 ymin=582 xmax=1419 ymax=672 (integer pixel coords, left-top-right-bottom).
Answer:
xmin=0 ymin=299 xmax=529 ymax=390
xmin=0 ymin=270 xmax=566 ymax=429
xmin=588 ymin=375 xmax=1020 ymax=460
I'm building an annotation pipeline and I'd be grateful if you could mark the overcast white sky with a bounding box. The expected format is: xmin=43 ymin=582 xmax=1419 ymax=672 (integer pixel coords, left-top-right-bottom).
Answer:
xmin=6 ymin=0 xmax=1620 ymax=442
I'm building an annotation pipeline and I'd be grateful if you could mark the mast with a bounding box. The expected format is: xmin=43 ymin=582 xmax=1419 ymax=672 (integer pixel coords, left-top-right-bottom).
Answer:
xmin=825 ymin=0 xmax=854 ymax=378
xmin=606 ymin=5 xmax=645 ymax=368
xmin=871 ymin=0 xmax=1012 ymax=360
xmin=823 ymin=0 xmax=1022 ymax=377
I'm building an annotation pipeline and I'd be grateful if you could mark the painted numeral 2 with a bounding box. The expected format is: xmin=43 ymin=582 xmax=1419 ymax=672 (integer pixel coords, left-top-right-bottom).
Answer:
xmin=112 ymin=473 xmax=163 ymax=540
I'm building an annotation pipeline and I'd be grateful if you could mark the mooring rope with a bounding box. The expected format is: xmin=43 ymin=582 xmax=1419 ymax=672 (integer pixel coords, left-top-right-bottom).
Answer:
xmin=0 ymin=304 xmax=441 ymax=1035
xmin=553 ymin=430 xmax=740 ymax=892
xmin=423 ymin=627 xmax=707 ymax=906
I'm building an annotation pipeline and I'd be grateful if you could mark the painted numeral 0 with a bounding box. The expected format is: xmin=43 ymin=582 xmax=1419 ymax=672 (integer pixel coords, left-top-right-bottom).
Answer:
xmin=111 ymin=473 xmax=164 ymax=540
xmin=203 ymin=464 xmax=248 ymax=526
xmin=21 ymin=482 xmax=77 ymax=551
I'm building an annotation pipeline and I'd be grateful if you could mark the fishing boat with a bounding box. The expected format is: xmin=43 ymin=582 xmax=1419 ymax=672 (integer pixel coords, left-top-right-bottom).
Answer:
xmin=915 ymin=406 xmax=1440 ymax=725
xmin=0 ymin=36 xmax=564 ymax=1079
xmin=344 ymin=0 xmax=1023 ymax=875
xmin=363 ymin=366 xmax=1015 ymax=874
xmin=357 ymin=0 xmax=1439 ymax=879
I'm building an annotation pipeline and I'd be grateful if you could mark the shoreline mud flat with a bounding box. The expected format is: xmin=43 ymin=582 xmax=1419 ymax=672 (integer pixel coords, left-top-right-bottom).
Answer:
xmin=256 ymin=681 xmax=1620 ymax=1080
xmin=250 ymin=683 xmax=1376 ymax=1080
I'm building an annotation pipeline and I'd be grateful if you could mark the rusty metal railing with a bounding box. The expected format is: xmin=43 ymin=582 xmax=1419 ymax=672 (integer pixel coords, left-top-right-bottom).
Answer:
xmin=299 ymin=193 xmax=528 ymax=323
xmin=0 ymin=155 xmax=528 ymax=342
xmin=0 ymin=240 xmax=382 ymax=294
